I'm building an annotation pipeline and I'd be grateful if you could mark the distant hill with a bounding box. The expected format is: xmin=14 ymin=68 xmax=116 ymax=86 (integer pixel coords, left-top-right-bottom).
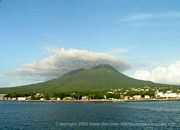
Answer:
xmin=0 ymin=66 xmax=178 ymax=94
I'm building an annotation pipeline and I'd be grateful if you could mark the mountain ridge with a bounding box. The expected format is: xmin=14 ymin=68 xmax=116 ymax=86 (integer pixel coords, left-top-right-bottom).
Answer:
xmin=0 ymin=66 xmax=178 ymax=94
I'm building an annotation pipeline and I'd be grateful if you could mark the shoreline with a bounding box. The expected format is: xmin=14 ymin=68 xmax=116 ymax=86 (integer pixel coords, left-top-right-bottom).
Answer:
xmin=0 ymin=99 xmax=179 ymax=103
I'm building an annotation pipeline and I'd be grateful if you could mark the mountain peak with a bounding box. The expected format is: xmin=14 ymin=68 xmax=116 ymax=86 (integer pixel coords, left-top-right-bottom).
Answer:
xmin=0 ymin=65 xmax=175 ymax=94
xmin=91 ymin=64 xmax=117 ymax=71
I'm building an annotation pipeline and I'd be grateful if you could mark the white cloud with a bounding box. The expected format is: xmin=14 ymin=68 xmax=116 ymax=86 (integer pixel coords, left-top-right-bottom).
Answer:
xmin=119 ymin=12 xmax=180 ymax=23
xmin=134 ymin=61 xmax=180 ymax=85
xmin=9 ymin=47 xmax=129 ymax=80
xmin=120 ymin=13 xmax=154 ymax=23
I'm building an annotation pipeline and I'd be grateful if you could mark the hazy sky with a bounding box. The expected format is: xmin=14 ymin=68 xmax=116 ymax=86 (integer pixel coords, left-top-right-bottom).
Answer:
xmin=1 ymin=0 xmax=180 ymax=87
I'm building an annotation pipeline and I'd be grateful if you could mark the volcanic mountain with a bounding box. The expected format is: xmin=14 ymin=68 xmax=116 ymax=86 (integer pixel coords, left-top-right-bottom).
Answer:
xmin=0 ymin=66 xmax=177 ymax=94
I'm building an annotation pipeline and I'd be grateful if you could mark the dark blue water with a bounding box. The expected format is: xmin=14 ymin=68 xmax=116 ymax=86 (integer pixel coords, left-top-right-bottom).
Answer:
xmin=0 ymin=101 xmax=179 ymax=130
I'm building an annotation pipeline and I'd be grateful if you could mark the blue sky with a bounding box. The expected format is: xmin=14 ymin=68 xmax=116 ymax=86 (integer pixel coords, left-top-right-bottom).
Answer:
xmin=1 ymin=0 xmax=180 ymax=87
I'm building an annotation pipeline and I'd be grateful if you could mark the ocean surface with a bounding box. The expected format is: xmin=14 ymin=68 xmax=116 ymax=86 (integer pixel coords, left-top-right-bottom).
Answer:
xmin=0 ymin=101 xmax=179 ymax=130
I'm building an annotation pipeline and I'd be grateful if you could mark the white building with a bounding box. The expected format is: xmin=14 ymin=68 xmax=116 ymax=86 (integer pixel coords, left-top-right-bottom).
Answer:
xmin=144 ymin=95 xmax=150 ymax=99
xmin=11 ymin=98 xmax=17 ymax=100
xmin=50 ymin=98 xmax=56 ymax=100
xmin=145 ymin=89 xmax=149 ymax=91
xmin=107 ymin=92 xmax=114 ymax=94
xmin=156 ymin=91 xmax=178 ymax=99
xmin=163 ymin=92 xmax=177 ymax=98
xmin=40 ymin=98 xmax=46 ymax=100
xmin=177 ymin=94 xmax=180 ymax=99
xmin=104 ymin=95 xmax=107 ymax=99
xmin=155 ymin=92 xmax=164 ymax=98
xmin=129 ymin=97 xmax=133 ymax=100
xmin=17 ymin=97 xmax=26 ymax=101
xmin=57 ymin=98 xmax=61 ymax=100
xmin=124 ymin=96 xmax=129 ymax=100
xmin=133 ymin=95 xmax=141 ymax=100
xmin=63 ymin=97 xmax=74 ymax=100
xmin=26 ymin=96 xmax=31 ymax=100
xmin=0 ymin=94 xmax=5 ymax=100
xmin=82 ymin=96 xmax=89 ymax=100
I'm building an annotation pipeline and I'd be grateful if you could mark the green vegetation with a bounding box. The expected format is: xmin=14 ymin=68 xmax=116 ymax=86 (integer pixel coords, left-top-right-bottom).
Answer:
xmin=0 ymin=66 xmax=179 ymax=95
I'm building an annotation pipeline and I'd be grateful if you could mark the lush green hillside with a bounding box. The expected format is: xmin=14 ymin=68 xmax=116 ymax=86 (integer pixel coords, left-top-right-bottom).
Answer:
xmin=0 ymin=66 xmax=178 ymax=94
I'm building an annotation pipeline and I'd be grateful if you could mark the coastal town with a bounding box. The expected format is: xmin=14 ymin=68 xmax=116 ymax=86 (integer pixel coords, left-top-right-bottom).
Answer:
xmin=0 ymin=87 xmax=180 ymax=102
